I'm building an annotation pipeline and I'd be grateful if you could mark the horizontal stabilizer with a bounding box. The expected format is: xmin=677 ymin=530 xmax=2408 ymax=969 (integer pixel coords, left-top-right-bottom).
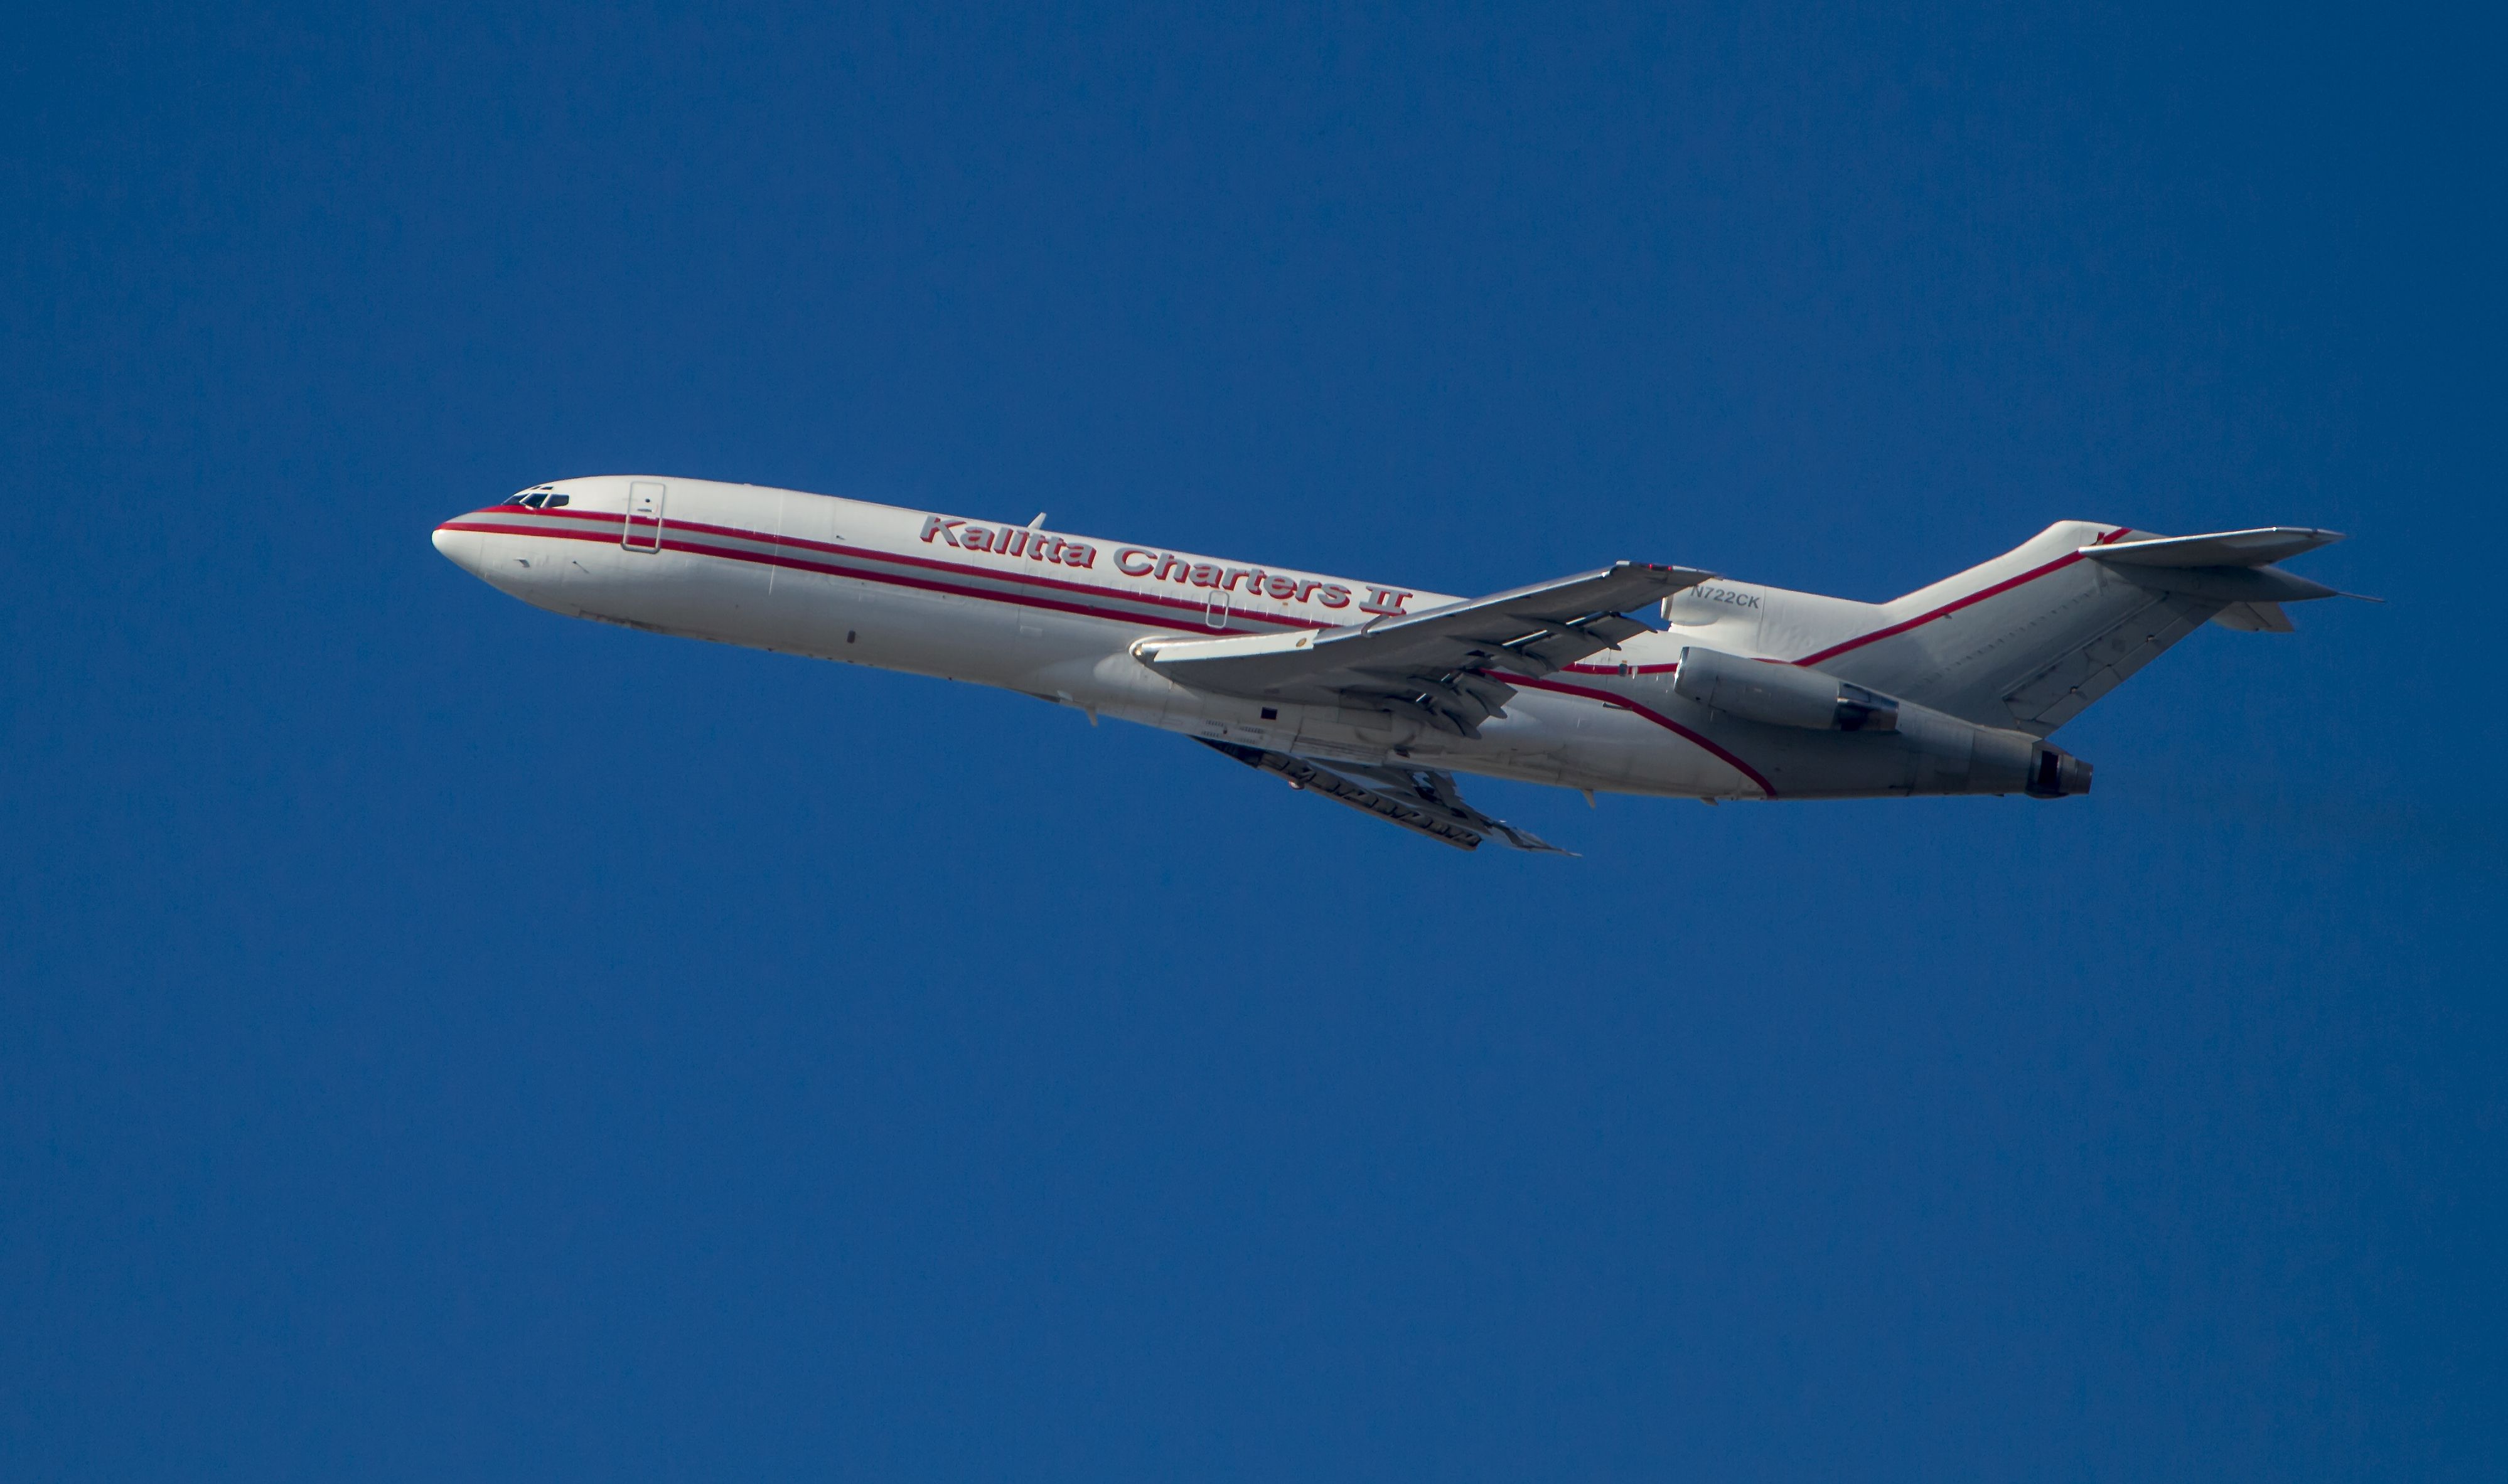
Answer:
xmin=2096 ymin=562 xmax=2340 ymax=604
xmin=2087 ymin=525 xmax=2350 ymax=635
xmin=2087 ymin=527 xmax=2344 ymax=569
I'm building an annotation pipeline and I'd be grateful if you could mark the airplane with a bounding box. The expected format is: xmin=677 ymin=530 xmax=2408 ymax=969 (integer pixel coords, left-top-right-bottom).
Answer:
xmin=432 ymin=476 xmax=2351 ymax=852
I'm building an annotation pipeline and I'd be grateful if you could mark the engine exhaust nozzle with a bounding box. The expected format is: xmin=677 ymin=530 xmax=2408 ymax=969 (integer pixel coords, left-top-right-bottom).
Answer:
xmin=2026 ymin=746 xmax=2094 ymax=799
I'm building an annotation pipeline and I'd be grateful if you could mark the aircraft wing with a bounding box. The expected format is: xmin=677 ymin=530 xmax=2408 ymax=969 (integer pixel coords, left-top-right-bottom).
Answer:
xmin=1141 ymin=562 xmax=1714 ymax=738
xmin=1197 ymin=740 xmax=1569 ymax=853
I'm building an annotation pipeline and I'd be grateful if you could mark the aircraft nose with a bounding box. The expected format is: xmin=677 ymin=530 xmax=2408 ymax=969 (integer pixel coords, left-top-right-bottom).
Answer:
xmin=432 ymin=520 xmax=486 ymax=576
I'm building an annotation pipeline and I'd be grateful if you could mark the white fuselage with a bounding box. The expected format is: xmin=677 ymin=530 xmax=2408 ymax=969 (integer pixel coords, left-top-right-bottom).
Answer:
xmin=432 ymin=475 xmax=2059 ymax=802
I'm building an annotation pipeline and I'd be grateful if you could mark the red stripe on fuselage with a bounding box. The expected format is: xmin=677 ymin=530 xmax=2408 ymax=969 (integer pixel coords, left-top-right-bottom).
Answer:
xmin=1791 ymin=526 xmax=2131 ymax=667
xmin=440 ymin=516 xmax=1294 ymax=633
xmin=450 ymin=507 xmax=1345 ymax=631
xmin=439 ymin=511 xmax=1775 ymax=792
xmin=1499 ymin=674 xmax=1779 ymax=799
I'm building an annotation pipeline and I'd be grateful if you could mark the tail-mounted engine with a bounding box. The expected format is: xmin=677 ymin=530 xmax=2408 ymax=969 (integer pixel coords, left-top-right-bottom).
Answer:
xmin=1671 ymin=646 xmax=1900 ymax=732
xmin=1669 ymin=645 xmax=2096 ymax=801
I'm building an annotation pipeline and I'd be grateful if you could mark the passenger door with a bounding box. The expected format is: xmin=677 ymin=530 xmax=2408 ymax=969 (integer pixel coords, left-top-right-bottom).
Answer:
xmin=623 ymin=481 xmax=667 ymax=552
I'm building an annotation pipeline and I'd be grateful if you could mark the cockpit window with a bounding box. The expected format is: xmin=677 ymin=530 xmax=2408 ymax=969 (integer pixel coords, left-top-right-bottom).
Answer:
xmin=504 ymin=487 xmax=569 ymax=509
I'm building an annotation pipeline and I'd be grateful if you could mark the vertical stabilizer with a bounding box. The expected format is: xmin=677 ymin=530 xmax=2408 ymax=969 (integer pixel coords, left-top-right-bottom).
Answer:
xmin=1737 ymin=523 xmax=2342 ymax=735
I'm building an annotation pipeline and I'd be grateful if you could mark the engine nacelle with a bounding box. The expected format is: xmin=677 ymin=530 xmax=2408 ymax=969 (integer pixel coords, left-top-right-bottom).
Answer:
xmin=1916 ymin=712 xmax=2094 ymax=799
xmin=1671 ymin=646 xmax=1900 ymax=732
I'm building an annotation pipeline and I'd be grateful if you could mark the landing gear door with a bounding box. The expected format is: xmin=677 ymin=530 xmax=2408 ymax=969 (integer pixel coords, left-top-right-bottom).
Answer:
xmin=624 ymin=481 xmax=667 ymax=552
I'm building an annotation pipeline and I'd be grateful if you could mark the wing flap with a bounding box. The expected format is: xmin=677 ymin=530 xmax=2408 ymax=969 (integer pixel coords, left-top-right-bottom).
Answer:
xmin=1198 ymin=739 xmax=1569 ymax=853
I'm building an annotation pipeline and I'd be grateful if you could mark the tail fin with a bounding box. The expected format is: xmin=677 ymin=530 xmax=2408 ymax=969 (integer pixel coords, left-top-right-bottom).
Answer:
xmin=1696 ymin=522 xmax=2345 ymax=736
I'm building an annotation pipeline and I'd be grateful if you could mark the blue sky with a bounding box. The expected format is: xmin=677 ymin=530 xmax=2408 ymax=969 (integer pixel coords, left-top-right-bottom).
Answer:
xmin=5 ymin=3 xmax=2500 ymax=1478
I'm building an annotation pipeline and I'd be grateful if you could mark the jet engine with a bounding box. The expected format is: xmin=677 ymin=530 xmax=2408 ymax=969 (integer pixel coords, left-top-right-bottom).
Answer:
xmin=1898 ymin=707 xmax=2094 ymax=799
xmin=1671 ymin=646 xmax=1900 ymax=732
